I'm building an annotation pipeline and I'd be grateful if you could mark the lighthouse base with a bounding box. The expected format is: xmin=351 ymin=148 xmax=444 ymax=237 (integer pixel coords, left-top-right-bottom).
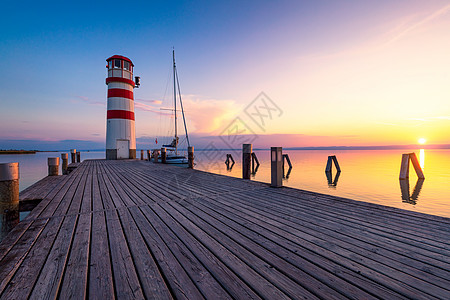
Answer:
xmin=106 ymin=149 xmax=136 ymax=160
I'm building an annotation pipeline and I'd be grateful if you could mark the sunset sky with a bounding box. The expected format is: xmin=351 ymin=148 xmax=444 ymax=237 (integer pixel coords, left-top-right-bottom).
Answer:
xmin=1 ymin=0 xmax=449 ymax=149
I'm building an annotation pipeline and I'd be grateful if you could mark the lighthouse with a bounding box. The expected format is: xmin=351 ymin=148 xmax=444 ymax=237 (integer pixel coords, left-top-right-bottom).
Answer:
xmin=105 ymin=55 xmax=140 ymax=159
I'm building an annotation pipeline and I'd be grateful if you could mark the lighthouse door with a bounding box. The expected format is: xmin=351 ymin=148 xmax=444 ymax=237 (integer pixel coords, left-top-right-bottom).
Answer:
xmin=116 ymin=139 xmax=129 ymax=159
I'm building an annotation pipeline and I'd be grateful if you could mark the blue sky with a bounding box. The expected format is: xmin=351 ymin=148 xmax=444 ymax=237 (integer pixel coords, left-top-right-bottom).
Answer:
xmin=1 ymin=0 xmax=449 ymax=150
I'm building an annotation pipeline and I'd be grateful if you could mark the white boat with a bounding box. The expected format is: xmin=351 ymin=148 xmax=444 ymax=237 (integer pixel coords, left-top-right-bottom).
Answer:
xmin=160 ymin=49 xmax=190 ymax=164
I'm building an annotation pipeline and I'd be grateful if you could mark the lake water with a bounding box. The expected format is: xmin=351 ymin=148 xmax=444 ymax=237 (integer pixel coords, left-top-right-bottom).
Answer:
xmin=1 ymin=149 xmax=449 ymax=218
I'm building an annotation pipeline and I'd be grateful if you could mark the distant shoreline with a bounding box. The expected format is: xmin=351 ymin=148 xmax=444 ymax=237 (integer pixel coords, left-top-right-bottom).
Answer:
xmin=0 ymin=150 xmax=37 ymax=154
xmin=0 ymin=150 xmax=61 ymax=155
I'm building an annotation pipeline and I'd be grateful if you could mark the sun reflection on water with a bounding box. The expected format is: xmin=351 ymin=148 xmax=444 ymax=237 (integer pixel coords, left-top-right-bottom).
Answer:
xmin=419 ymin=149 xmax=425 ymax=169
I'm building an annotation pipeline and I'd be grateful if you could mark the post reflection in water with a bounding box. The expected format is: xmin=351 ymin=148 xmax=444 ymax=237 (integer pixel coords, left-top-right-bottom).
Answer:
xmin=400 ymin=178 xmax=425 ymax=205
xmin=326 ymin=171 xmax=341 ymax=188
xmin=419 ymin=149 xmax=425 ymax=169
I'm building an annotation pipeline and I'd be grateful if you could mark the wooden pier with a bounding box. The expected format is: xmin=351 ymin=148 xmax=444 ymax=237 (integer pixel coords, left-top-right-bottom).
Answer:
xmin=0 ymin=159 xmax=449 ymax=299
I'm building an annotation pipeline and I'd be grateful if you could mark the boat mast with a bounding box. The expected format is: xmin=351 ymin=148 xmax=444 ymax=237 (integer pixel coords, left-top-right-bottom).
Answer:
xmin=173 ymin=48 xmax=178 ymax=155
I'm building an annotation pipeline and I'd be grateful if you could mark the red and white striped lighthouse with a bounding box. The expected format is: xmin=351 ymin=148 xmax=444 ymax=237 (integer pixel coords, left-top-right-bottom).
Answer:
xmin=105 ymin=55 xmax=139 ymax=159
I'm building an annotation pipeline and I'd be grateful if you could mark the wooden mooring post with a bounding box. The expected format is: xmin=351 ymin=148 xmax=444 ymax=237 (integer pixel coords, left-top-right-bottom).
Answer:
xmin=242 ymin=144 xmax=252 ymax=179
xmin=147 ymin=150 xmax=151 ymax=161
xmin=48 ymin=157 xmax=60 ymax=176
xmin=0 ymin=162 xmax=19 ymax=239
xmin=140 ymin=150 xmax=144 ymax=160
xmin=76 ymin=151 xmax=81 ymax=163
xmin=61 ymin=153 xmax=68 ymax=175
xmin=399 ymin=152 xmax=425 ymax=179
xmin=161 ymin=148 xmax=167 ymax=164
xmin=70 ymin=149 xmax=76 ymax=164
xmin=188 ymin=146 xmax=194 ymax=169
xmin=271 ymin=147 xmax=283 ymax=187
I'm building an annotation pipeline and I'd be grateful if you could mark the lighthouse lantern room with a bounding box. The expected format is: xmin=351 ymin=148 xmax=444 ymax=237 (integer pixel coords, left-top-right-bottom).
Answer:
xmin=105 ymin=55 xmax=138 ymax=159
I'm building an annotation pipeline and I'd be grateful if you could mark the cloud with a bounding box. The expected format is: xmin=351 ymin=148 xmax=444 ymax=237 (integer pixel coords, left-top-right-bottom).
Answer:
xmin=136 ymin=98 xmax=163 ymax=105
xmin=385 ymin=3 xmax=450 ymax=46
xmin=181 ymin=95 xmax=240 ymax=134
xmin=433 ymin=116 xmax=450 ymax=120
xmin=74 ymin=96 xmax=105 ymax=106
xmin=134 ymin=102 xmax=172 ymax=115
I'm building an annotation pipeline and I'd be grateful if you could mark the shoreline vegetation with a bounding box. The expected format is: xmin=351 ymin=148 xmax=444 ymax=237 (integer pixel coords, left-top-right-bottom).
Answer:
xmin=0 ymin=150 xmax=36 ymax=154
xmin=0 ymin=150 xmax=59 ymax=155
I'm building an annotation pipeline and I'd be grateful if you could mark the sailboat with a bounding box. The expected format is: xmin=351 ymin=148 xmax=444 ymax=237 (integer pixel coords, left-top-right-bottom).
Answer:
xmin=161 ymin=49 xmax=190 ymax=164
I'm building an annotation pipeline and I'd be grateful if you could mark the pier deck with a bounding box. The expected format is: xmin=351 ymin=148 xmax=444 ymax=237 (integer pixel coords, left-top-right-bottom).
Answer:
xmin=1 ymin=159 xmax=449 ymax=299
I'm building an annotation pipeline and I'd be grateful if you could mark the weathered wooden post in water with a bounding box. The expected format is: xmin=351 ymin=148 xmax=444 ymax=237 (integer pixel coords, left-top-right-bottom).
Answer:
xmin=48 ymin=157 xmax=60 ymax=176
xmin=188 ymin=146 xmax=194 ymax=169
xmin=325 ymin=155 xmax=341 ymax=173
xmin=242 ymin=144 xmax=252 ymax=179
xmin=400 ymin=152 xmax=424 ymax=179
xmin=0 ymin=162 xmax=20 ymax=238
xmin=70 ymin=149 xmax=76 ymax=164
xmin=61 ymin=153 xmax=68 ymax=175
xmin=271 ymin=147 xmax=283 ymax=187
xmin=161 ymin=148 xmax=167 ymax=164
xmin=76 ymin=152 xmax=81 ymax=163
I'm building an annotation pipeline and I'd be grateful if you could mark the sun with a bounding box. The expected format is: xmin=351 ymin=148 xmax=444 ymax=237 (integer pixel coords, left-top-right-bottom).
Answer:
xmin=418 ymin=138 xmax=426 ymax=145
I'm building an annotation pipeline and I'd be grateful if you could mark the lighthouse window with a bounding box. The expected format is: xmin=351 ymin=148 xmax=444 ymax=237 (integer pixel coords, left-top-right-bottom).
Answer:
xmin=124 ymin=61 xmax=130 ymax=71
xmin=114 ymin=59 xmax=121 ymax=68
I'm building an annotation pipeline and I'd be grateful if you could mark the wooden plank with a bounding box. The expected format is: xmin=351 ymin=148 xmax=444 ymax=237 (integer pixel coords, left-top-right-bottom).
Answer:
xmin=19 ymin=175 xmax=67 ymax=201
xmin=263 ymin=188 xmax=450 ymax=240
xmin=141 ymin=204 xmax=250 ymax=299
xmin=1 ymin=160 xmax=449 ymax=299
xmin=170 ymin=198 xmax=397 ymax=299
xmin=0 ymin=218 xmax=50 ymax=295
xmin=28 ymin=215 xmax=78 ymax=299
xmin=88 ymin=211 xmax=115 ymax=299
xmin=251 ymin=189 xmax=450 ymax=259
xmin=129 ymin=206 xmax=203 ymax=299
xmin=205 ymin=193 xmax=448 ymax=299
xmin=160 ymin=201 xmax=344 ymax=299
xmin=116 ymin=208 xmax=172 ymax=299
xmin=208 ymin=191 xmax=450 ymax=290
xmin=147 ymin=204 xmax=291 ymax=299
xmin=58 ymin=213 xmax=91 ymax=299
xmin=105 ymin=208 xmax=144 ymax=299
xmin=238 ymin=191 xmax=450 ymax=282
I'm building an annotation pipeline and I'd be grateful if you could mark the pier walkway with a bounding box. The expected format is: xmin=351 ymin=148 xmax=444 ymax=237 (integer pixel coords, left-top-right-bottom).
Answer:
xmin=0 ymin=159 xmax=449 ymax=299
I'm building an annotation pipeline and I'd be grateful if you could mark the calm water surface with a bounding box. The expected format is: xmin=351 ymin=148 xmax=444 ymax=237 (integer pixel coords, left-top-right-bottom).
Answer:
xmin=1 ymin=149 xmax=449 ymax=218
xmin=194 ymin=149 xmax=450 ymax=218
